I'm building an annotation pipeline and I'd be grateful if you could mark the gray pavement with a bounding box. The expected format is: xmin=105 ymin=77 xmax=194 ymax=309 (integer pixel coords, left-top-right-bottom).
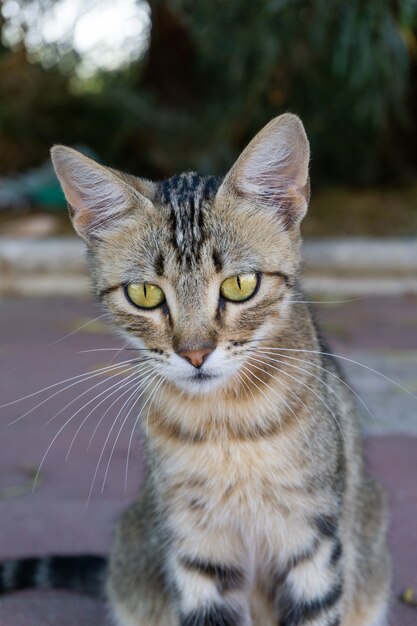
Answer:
xmin=0 ymin=294 xmax=416 ymax=625
xmin=312 ymin=293 xmax=417 ymax=435
xmin=346 ymin=351 xmax=417 ymax=435
xmin=1 ymin=236 xmax=417 ymax=295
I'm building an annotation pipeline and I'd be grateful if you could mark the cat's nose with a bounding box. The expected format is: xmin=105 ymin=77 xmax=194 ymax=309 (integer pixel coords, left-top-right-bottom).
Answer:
xmin=178 ymin=347 xmax=213 ymax=368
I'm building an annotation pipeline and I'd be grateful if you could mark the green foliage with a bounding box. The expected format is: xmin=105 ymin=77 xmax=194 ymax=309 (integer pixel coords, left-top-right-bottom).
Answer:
xmin=131 ymin=0 xmax=417 ymax=183
xmin=0 ymin=0 xmax=417 ymax=185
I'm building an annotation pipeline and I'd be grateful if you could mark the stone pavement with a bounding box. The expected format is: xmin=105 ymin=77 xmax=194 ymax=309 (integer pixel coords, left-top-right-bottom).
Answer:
xmin=0 ymin=294 xmax=416 ymax=625
xmin=1 ymin=237 xmax=417 ymax=295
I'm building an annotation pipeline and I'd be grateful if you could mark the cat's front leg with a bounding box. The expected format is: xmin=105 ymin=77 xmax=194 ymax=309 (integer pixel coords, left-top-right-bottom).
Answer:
xmin=277 ymin=517 xmax=343 ymax=626
xmin=169 ymin=531 xmax=253 ymax=626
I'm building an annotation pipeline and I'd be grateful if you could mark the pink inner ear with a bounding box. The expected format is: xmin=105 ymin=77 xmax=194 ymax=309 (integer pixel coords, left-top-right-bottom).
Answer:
xmin=52 ymin=147 xmax=136 ymax=239
xmin=238 ymin=162 xmax=308 ymax=227
xmin=233 ymin=120 xmax=310 ymax=226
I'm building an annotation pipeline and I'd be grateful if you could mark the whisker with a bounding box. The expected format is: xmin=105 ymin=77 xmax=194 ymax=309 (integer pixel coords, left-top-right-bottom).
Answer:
xmin=251 ymin=349 xmax=376 ymax=425
xmin=95 ymin=371 xmax=161 ymax=502
xmin=107 ymin=342 xmax=132 ymax=366
xmin=238 ymin=367 xmax=312 ymax=494
xmin=234 ymin=370 xmax=270 ymax=437
xmin=65 ymin=368 xmax=152 ymax=461
xmin=241 ymin=363 xmax=314 ymax=462
xmin=235 ymin=370 xmax=257 ymax=403
xmin=31 ymin=364 xmax=147 ymax=491
xmin=126 ymin=375 xmax=167 ymax=492
xmin=2 ymin=356 xmax=141 ymax=412
xmin=87 ymin=371 xmax=159 ymax=504
xmin=144 ymin=376 xmax=168 ymax=440
xmin=239 ymin=366 xmax=281 ymax=427
xmin=41 ymin=314 xmax=108 ymax=349
xmin=101 ymin=370 xmax=162 ymax=493
xmin=289 ymin=297 xmax=366 ymax=304
xmin=77 ymin=348 xmax=151 ymax=353
xmin=100 ymin=382 xmax=150 ymax=493
xmin=40 ymin=363 xmax=144 ymax=430
xmin=246 ymin=355 xmax=346 ymax=446
xmin=253 ymin=345 xmax=417 ymax=401
xmin=239 ymin=365 xmax=292 ymax=451
xmin=86 ymin=368 xmax=154 ymax=453
xmin=245 ymin=355 xmax=318 ymax=428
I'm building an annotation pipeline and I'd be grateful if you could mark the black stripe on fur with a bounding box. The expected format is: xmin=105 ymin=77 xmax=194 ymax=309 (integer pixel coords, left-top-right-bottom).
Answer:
xmin=315 ymin=515 xmax=338 ymax=539
xmin=330 ymin=539 xmax=343 ymax=566
xmin=179 ymin=556 xmax=244 ymax=593
xmin=180 ymin=604 xmax=242 ymax=626
xmin=279 ymin=583 xmax=343 ymax=626
xmin=288 ymin=538 xmax=320 ymax=569
xmin=0 ymin=555 xmax=107 ymax=597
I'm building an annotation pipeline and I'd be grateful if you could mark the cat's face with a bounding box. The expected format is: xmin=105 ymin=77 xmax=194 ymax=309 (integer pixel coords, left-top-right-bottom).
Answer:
xmin=52 ymin=114 xmax=310 ymax=395
xmin=89 ymin=175 xmax=301 ymax=394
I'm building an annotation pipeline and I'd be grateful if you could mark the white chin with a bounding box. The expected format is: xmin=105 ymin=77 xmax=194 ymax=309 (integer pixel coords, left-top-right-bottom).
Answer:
xmin=173 ymin=373 xmax=228 ymax=395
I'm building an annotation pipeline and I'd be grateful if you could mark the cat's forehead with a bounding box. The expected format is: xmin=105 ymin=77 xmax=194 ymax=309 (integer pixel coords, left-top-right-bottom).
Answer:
xmin=100 ymin=170 xmax=296 ymax=284
xmin=155 ymin=172 xmax=223 ymax=267
xmin=157 ymin=172 xmax=221 ymax=206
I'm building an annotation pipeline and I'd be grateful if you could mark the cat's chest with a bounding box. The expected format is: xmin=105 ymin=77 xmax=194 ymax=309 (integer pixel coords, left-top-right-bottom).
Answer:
xmin=157 ymin=434 xmax=313 ymax=537
xmin=153 ymin=435 xmax=319 ymax=566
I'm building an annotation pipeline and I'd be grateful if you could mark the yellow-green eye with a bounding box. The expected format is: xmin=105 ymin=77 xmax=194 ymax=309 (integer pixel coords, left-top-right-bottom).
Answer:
xmin=220 ymin=273 xmax=259 ymax=303
xmin=125 ymin=283 xmax=165 ymax=309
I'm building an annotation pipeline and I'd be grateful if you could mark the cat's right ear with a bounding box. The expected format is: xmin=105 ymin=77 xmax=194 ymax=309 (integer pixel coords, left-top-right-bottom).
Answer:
xmin=51 ymin=146 xmax=151 ymax=241
xmin=218 ymin=113 xmax=310 ymax=229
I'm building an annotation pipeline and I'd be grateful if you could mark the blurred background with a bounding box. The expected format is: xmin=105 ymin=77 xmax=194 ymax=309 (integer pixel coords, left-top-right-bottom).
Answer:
xmin=0 ymin=0 xmax=417 ymax=236
xmin=0 ymin=3 xmax=417 ymax=625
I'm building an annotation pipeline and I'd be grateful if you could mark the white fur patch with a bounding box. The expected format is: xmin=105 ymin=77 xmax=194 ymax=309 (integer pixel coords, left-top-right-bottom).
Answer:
xmin=286 ymin=539 xmax=335 ymax=600
xmin=159 ymin=346 xmax=240 ymax=396
xmin=172 ymin=560 xmax=221 ymax=613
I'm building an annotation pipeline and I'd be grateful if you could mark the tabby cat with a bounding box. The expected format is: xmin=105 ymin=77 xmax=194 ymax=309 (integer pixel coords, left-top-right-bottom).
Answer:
xmin=0 ymin=114 xmax=390 ymax=625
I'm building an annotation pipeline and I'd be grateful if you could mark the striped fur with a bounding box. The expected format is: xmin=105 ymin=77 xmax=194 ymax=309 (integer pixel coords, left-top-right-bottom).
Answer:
xmin=0 ymin=555 xmax=106 ymax=596
xmin=10 ymin=113 xmax=390 ymax=625
xmin=159 ymin=172 xmax=221 ymax=267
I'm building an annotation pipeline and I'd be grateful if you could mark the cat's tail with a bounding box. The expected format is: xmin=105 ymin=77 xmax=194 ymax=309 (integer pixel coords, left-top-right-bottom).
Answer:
xmin=0 ymin=555 xmax=107 ymax=597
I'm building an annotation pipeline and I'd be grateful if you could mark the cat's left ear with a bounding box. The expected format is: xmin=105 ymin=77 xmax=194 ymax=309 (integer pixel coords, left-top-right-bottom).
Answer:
xmin=218 ymin=113 xmax=310 ymax=228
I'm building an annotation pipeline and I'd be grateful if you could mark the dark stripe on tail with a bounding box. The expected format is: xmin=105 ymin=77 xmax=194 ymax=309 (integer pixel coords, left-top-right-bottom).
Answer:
xmin=0 ymin=555 xmax=107 ymax=597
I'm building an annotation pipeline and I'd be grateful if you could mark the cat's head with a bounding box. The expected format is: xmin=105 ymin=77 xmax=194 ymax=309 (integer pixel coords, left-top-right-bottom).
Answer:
xmin=51 ymin=114 xmax=310 ymax=395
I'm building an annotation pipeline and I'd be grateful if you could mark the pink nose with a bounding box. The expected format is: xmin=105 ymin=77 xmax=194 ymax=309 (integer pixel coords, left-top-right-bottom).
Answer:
xmin=178 ymin=348 xmax=213 ymax=368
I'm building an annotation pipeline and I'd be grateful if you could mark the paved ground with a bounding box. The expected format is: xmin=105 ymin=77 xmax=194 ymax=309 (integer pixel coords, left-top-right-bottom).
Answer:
xmin=0 ymin=294 xmax=416 ymax=625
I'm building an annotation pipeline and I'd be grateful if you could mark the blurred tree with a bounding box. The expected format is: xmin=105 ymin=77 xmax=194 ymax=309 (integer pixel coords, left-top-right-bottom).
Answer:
xmin=124 ymin=0 xmax=417 ymax=183
xmin=0 ymin=0 xmax=416 ymax=185
xmin=0 ymin=47 xmax=126 ymax=174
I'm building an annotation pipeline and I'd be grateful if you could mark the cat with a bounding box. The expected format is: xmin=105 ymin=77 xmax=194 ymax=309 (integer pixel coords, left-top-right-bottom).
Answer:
xmin=0 ymin=114 xmax=390 ymax=626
